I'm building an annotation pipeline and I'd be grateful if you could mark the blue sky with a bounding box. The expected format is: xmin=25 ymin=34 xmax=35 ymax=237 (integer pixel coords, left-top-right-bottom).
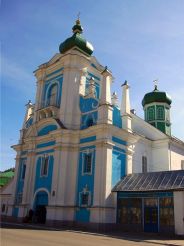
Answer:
xmin=1 ymin=0 xmax=184 ymax=171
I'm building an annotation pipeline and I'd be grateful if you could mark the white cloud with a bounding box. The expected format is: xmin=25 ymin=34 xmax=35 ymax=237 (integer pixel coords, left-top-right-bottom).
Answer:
xmin=1 ymin=56 xmax=35 ymax=95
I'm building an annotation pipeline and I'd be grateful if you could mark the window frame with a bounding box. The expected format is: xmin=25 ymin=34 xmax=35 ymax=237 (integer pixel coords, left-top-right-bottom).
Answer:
xmin=82 ymin=151 xmax=93 ymax=175
xmin=79 ymin=191 xmax=91 ymax=207
xmin=40 ymin=155 xmax=49 ymax=177
xmin=147 ymin=107 xmax=155 ymax=121
xmin=21 ymin=162 xmax=26 ymax=180
xmin=157 ymin=106 xmax=164 ymax=120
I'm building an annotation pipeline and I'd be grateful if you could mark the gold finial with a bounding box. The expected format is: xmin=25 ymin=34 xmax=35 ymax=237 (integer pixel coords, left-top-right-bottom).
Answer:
xmin=153 ymin=79 xmax=158 ymax=90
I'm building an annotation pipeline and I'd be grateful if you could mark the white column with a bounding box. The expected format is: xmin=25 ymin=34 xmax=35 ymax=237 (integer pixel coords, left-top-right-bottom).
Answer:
xmin=121 ymin=81 xmax=132 ymax=132
xmin=174 ymin=191 xmax=184 ymax=235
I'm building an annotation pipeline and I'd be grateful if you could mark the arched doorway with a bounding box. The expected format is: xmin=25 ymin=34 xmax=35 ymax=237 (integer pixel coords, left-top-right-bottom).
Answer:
xmin=34 ymin=191 xmax=48 ymax=224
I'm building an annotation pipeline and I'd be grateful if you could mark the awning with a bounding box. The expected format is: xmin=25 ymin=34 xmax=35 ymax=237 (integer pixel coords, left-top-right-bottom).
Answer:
xmin=112 ymin=170 xmax=184 ymax=192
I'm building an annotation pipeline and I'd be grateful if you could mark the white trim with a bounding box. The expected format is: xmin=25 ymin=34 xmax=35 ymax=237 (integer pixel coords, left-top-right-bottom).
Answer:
xmin=32 ymin=188 xmax=50 ymax=208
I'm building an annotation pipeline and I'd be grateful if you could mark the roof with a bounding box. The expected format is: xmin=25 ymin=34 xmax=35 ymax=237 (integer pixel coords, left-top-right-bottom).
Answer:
xmin=59 ymin=19 xmax=93 ymax=56
xmin=112 ymin=170 xmax=184 ymax=192
xmin=142 ymin=86 xmax=172 ymax=107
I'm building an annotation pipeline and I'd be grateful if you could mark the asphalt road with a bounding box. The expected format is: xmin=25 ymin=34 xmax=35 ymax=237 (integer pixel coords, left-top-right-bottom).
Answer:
xmin=1 ymin=226 xmax=184 ymax=246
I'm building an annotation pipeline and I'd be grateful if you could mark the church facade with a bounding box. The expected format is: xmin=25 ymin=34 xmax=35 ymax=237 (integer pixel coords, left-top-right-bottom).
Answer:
xmin=1 ymin=18 xmax=184 ymax=235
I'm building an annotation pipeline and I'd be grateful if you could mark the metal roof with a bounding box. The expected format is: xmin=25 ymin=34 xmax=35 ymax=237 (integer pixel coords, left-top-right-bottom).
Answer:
xmin=112 ymin=170 xmax=184 ymax=192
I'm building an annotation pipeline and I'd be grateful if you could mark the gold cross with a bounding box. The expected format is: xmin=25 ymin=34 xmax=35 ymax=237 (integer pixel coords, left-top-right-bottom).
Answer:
xmin=153 ymin=79 xmax=158 ymax=89
xmin=77 ymin=12 xmax=81 ymax=20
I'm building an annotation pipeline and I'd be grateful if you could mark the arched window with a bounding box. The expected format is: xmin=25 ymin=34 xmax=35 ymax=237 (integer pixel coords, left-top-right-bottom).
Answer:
xmin=147 ymin=108 xmax=154 ymax=121
xmin=157 ymin=107 xmax=164 ymax=120
xmin=48 ymin=84 xmax=57 ymax=106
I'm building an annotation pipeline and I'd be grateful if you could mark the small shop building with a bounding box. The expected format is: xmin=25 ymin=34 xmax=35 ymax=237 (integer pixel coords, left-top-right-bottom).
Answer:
xmin=113 ymin=170 xmax=184 ymax=235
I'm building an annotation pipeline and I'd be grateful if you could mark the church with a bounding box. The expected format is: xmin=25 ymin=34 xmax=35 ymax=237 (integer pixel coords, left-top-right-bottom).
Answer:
xmin=1 ymin=18 xmax=184 ymax=235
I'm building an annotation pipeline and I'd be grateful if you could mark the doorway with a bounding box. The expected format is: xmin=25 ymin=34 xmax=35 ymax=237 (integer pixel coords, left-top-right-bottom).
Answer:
xmin=34 ymin=191 xmax=48 ymax=224
xmin=144 ymin=198 xmax=158 ymax=232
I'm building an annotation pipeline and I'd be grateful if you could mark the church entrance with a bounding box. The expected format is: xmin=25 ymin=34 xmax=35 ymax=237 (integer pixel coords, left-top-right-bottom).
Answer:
xmin=34 ymin=191 xmax=48 ymax=224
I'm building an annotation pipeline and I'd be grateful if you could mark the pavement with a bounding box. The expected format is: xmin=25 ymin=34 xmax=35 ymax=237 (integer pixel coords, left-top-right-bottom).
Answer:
xmin=1 ymin=222 xmax=184 ymax=246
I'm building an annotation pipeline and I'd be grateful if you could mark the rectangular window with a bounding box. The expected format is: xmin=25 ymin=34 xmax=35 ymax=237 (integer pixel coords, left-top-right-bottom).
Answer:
xmin=21 ymin=164 xmax=26 ymax=180
xmin=159 ymin=197 xmax=174 ymax=226
xmin=16 ymin=193 xmax=22 ymax=204
xmin=181 ymin=160 xmax=184 ymax=170
xmin=117 ymin=198 xmax=142 ymax=224
xmin=83 ymin=153 xmax=92 ymax=174
xmin=41 ymin=155 xmax=49 ymax=176
xmin=142 ymin=156 xmax=147 ymax=173
xmin=80 ymin=192 xmax=90 ymax=207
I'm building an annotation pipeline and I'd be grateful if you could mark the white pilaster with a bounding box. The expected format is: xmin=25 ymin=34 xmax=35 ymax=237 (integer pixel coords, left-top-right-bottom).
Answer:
xmin=174 ymin=191 xmax=184 ymax=235
xmin=22 ymin=151 xmax=36 ymax=206
xmin=79 ymin=67 xmax=87 ymax=96
xmin=10 ymin=154 xmax=21 ymax=206
xmin=91 ymin=142 xmax=115 ymax=223
xmin=59 ymin=66 xmax=81 ymax=129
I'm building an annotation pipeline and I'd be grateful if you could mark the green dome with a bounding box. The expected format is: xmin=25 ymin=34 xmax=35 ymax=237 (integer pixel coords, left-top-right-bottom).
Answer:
xmin=59 ymin=19 xmax=93 ymax=56
xmin=142 ymin=86 xmax=172 ymax=107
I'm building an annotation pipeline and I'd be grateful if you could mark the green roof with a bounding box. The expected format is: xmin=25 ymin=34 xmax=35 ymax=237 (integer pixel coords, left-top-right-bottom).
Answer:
xmin=59 ymin=19 xmax=93 ymax=56
xmin=142 ymin=86 xmax=172 ymax=107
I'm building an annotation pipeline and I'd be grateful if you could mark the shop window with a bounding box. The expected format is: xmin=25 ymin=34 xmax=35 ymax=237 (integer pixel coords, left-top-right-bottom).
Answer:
xmin=142 ymin=156 xmax=147 ymax=173
xmin=83 ymin=153 xmax=92 ymax=174
xmin=117 ymin=198 xmax=142 ymax=224
xmin=159 ymin=197 xmax=174 ymax=226
xmin=41 ymin=156 xmax=49 ymax=177
xmin=157 ymin=107 xmax=164 ymax=120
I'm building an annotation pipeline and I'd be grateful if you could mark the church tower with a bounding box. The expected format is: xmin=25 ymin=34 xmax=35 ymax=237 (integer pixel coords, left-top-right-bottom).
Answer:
xmin=142 ymin=83 xmax=172 ymax=135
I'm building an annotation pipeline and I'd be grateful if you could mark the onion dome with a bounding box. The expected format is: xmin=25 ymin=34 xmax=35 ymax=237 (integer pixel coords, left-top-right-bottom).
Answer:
xmin=59 ymin=19 xmax=94 ymax=56
xmin=142 ymin=85 xmax=172 ymax=107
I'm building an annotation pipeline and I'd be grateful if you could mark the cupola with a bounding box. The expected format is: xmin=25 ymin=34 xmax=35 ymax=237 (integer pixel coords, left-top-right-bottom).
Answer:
xmin=59 ymin=18 xmax=94 ymax=56
xmin=142 ymin=83 xmax=172 ymax=136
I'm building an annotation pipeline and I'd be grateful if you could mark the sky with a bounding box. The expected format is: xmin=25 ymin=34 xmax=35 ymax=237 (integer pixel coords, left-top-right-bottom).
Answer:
xmin=1 ymin=0 xmax=184 ymax=171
